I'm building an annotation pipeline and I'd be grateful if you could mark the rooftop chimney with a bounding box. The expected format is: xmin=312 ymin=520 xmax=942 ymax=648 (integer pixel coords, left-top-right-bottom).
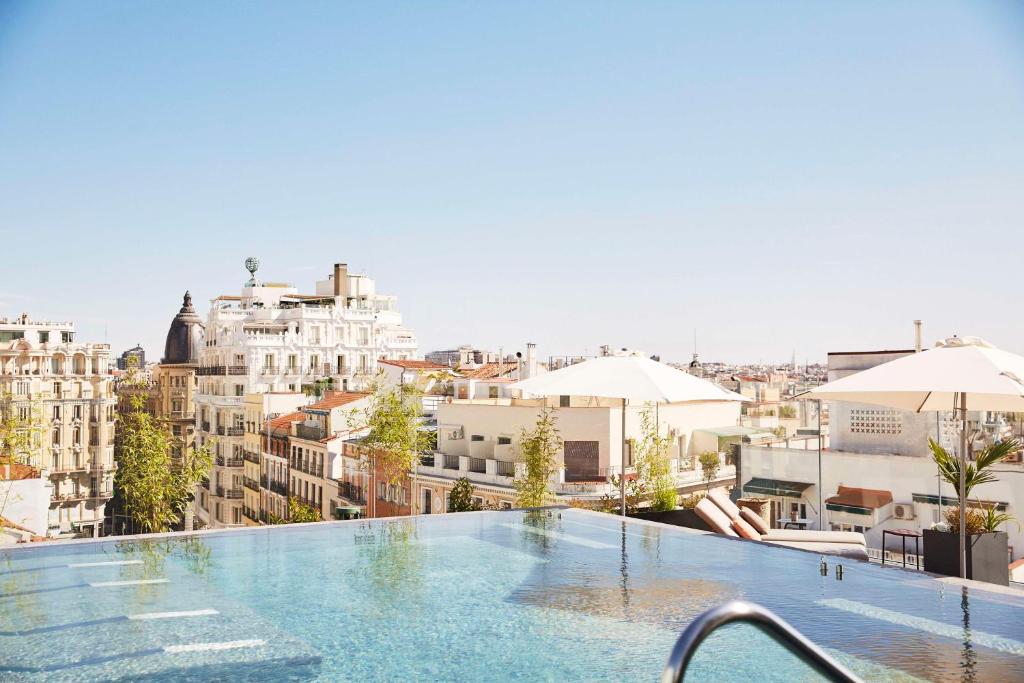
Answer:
xmin=333 ymin=263 xmax=348 ymax=299
xmin=914 ymin=320 xmax=922 ymax=352
xmin=525 ymin=342 xmax=537 ymax=379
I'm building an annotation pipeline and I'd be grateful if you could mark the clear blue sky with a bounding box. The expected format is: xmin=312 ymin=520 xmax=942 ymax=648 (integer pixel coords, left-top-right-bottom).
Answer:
xmin=2 ymin=2 xmax=1023 ymax=364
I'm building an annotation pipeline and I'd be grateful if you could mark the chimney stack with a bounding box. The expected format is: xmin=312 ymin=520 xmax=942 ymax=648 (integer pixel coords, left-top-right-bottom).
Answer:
xmin=525 ymin=342 xmax=537 ymax=379
xmin=914 ymin=320 xmax=922 ymax=352
xmin=333 ymin=263 xmax=348 ymax=299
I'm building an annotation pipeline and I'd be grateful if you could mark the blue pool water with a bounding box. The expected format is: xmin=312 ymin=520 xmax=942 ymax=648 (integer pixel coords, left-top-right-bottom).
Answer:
xmin=2 ymin=509 xmax=1023 ymax=681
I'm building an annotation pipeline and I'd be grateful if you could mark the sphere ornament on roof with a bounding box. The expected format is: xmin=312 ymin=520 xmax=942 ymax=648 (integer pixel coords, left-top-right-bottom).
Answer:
xmin=245 ymin=257 xmax=261 ymax=287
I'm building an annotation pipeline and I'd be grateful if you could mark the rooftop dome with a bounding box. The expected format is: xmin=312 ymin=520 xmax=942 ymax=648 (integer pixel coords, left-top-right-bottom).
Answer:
xmin=162 ymin=291 xmax=203 ymax=364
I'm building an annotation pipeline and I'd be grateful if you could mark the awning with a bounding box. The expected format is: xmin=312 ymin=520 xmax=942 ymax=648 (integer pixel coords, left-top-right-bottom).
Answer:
xmin=743 ymin=477 xmax=813 ymax=498
xmin=825 ymin=486 xmax=892 ymax=515
xmin=912 ymin=493 xmax=1008 ymax=512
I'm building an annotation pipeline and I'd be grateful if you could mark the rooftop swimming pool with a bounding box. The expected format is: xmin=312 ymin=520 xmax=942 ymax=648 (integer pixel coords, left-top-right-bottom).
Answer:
xmin=1 ymin=509 xmax=1023 ymax=681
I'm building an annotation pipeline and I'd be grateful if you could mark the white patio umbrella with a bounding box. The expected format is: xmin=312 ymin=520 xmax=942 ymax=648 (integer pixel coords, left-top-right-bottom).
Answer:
xmin=512 ymin=355 xmax=748 ymax=515
xmin=803 ymin=337 xmax=1024 ymax=578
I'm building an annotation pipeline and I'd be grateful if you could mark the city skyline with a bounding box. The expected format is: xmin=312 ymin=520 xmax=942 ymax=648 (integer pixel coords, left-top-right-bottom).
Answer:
xmin=2 ymin=2 xmax=1023 ymax=362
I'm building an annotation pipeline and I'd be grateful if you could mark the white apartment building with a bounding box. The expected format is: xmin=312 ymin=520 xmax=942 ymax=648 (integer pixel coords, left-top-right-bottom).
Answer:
xmin=194 ymin=259 xmax=417 ymax=528
xmin=0 ymin=314 xmax=116 ymax=537
xmin=740 ymin=348 xmax=1024 ymax=562
xmin=412 ymin=388 xmax=743 ymax=513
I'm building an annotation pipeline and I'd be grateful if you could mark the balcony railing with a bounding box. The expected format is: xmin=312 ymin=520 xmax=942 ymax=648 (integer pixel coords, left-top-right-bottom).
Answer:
xmin=419 ymin=453 xmax=435 ymax=467
xmin=243 ymin=477 xmax=260 ymax=492
xmin=495 ymin=460 xmax=516 ymax=477
xmin=215 ymin=485 xmax=244 ymax=499
xmin=468 ymin=457 xmax=486 ymax=474
xmin=337 ymin=481 xmax=367 ymax=504
xmin=225 ymin=427 xmax=244 ymax=437
xmin=261 ymin=366 xmax=277 ymax=375
xmin=227 ymin=365 xmax=248 ymax=376
xmin=242 ymin=505 xmax=259 ymax=522
xmin=443 ymin=454 xmax=460 ymax=470
xmin=215 ymin=455 xmax=244 ymax=468
xmin=243 ymin=449 xmax=261 ymax=464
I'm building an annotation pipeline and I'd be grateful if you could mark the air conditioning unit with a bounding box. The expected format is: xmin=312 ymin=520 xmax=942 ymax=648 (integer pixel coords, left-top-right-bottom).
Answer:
xmin=893 ymin=503 xmax=915 ymax=520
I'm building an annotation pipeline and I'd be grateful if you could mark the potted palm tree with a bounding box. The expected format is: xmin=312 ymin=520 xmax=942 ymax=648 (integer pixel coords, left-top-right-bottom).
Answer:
xmin=922 ymin=437 xmax=1018 ymax=585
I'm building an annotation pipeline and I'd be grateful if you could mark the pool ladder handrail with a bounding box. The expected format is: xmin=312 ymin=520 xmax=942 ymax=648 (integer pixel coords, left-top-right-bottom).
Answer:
xmin=660 ymin=600 xmax=863 ymax=683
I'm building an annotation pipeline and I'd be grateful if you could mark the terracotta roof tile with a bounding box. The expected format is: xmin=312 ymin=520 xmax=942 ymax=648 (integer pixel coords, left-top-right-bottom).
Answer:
xmin=458 ymin=362 xmax=518 ymax=380
xmin=305 ymin=391 xmax=369 ymax=411
xmin=0 ymin=462 xmax=40 ymax=480
xmin=826 ymin=486 xmax=893 ymax=509
xmin=269 ymin=411 xmax=305 ymax=430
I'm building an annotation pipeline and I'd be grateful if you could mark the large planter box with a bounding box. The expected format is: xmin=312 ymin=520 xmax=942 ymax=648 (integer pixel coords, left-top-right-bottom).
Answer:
xmin=627 ymin=509 xmax=711 ymax=531
xmin=922 ymin=529 xmax=1009 ymax=585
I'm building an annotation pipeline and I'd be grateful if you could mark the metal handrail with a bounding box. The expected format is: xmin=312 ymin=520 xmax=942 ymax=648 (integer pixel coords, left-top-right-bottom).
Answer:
xmin=660 ymin=601 xmax=862 ymax=683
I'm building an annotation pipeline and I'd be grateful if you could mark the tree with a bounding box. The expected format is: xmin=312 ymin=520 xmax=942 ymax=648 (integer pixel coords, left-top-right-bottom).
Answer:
xmin=634 ymin=404 xmax=675 ymax=511
xmin=0 ymin=393 xmax=45 ymax=468
xmin=0 ymin=393 xmax=46 ymax=531
xmin=929 ymin=437 xmax=1020 ymax=532
xmin=778 ymin=404 xmax=797 ymax=419
xmin=698 ymin=451 xmax=721 ymax=491
xmin=514 ymin=407 xmax=561 ymax=508
xmin=287 ymin=497 xmax=322 ymax=523
xmin=353 ymin=377 xmax=431 ymax=486
xmin=448 ymin=477 xmax=482 ymax=512
xmin=115 ymin=394 xmax=213 ymax=534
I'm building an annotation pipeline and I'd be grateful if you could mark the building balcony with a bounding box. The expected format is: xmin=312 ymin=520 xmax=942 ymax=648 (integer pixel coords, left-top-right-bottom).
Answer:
xmin=261 ymin=366 xmax=278 ymax=376
xmin=215 ymin=485 xmax=244 ymax=499
xmin=243 ymin=477 xmax=261 ymax=492
xmin=201 ymin=421 xmax=211 ymax=432
xmin=225 ymin=427 xmax=244 ymax=437
xmin=242 ymin=505 xmax=260 ymax=522
xmin=215 ymin=455 xmax=244 ymax=468
xmin=227 ymin=365 xmax=248 ymax=376
xmin=243 ymin=449 xmax=261 ymax=465
xmin=337 ymin=481 xmax=367 ymax=504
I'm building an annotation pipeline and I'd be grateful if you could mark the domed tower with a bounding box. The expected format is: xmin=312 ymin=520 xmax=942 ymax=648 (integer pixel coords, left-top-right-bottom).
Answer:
xmin=162 ymin=291 xmax=204 ymax=364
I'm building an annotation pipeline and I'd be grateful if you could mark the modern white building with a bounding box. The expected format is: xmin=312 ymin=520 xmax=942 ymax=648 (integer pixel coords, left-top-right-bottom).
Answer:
xmin=739 ymin=348 xmax=1024 ymax=562
xmin=194 ymin=259 xmax=418 ymax=528
xmin=412 ymin=380 xmax=743 ymax=513
xmin=0 ymin=314 xmax=116 ymax=537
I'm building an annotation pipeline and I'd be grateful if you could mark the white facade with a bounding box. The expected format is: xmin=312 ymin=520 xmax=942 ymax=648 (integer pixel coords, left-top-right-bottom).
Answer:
xmin=194 ymin=261 xmax=417 ymax=528
xmin=412 ymin=392 xmax=742 ymax=513
xmin=0 ymin=314 xmax=116 ymax=537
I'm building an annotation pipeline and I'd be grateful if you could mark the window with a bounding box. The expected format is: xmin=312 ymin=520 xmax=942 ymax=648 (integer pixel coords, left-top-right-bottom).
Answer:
xmin=235 ymin=384 xmax=244 ymax=397
xmin=488 ymin=386 xmax=499 ymax=399
xmin=564 ymin=441 xmax=600 ymax=482
xmin=52 ymin=405 xmax=61 ymax=420
xmin=264 ymin=353 xmax=275 ymax=369
xmin=470 ymin=435 xmax=484 ymax=442
xmin=39 ymin=331 xmax=49 ymax=343
xmin=500 ymin=501 xmax=512 ymax=510
xmin=16 ymin=382 xmax=28 ymax=396
xmin=497 ymin=436 xmax=511 ymax=446
xmin=559 ymin=395 xmax=570 ymax=408
xmin=62 ymin=331 xmax=73 ymax=343
xmin=73 ymin=404 xmax=82 ymax=420
xmin=53 ymin=382 xmax=62 ymax=395
xmin=233 ymin=507 xmax=242 ymax=524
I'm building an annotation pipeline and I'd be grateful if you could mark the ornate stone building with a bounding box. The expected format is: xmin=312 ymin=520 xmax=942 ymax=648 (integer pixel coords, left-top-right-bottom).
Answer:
xmin=0 ymin=313 xmax=116 ymax=537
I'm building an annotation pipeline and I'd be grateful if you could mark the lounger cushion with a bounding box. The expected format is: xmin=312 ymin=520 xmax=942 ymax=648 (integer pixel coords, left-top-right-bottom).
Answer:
xmin=760 ymin=530 xmax=866 ymax=546
xmin=695 ymin=498 xmax=739 ymax=537
xmin=706 ymin=488 xmax=742 ymax=520
xmin=731 ymin=516 xmax=761 ymax=540
xmin=767 ymin=541 xmax=869 ymax=561
xmin=739 ymin=507 xmax=771 ymax=535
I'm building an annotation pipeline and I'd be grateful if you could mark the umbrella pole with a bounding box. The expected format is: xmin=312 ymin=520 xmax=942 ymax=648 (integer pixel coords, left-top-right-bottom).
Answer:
xmin=959 ymin=392 xmax=967 ymax=579
xmin=621 ymin=397 xmax=627 ymax=517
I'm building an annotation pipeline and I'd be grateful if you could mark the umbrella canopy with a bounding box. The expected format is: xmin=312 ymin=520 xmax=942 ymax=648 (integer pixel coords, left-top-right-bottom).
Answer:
xmin=804 ymin=336 xmax=1024 ymax=580
xmin=512 ymin=355 xmax=748 ymax=404
xmin=804 ymin=337 xmax=1024 ymax=412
